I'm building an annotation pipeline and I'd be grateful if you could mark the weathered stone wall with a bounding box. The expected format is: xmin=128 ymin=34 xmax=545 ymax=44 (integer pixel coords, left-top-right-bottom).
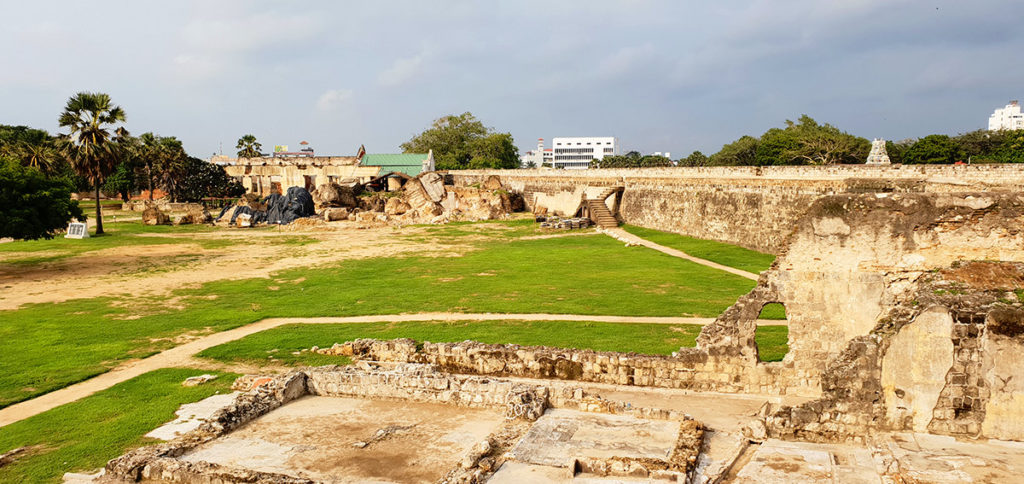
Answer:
xmin=448 ymin=165 xmax=1024 ymax=252
xmin=755 ymin=190 xmax=1024 ymax=442
xmin=324 ymin=338 xmax=782 ymax=395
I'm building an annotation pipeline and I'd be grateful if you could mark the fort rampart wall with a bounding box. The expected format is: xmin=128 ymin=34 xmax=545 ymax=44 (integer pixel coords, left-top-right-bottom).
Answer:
xmin=448 ymin=165 xmax=1024 ymax=252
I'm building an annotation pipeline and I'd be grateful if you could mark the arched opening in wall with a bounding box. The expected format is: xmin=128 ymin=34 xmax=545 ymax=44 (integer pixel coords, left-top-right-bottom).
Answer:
xmin=755 ymin=302 xmax=789 ymax=363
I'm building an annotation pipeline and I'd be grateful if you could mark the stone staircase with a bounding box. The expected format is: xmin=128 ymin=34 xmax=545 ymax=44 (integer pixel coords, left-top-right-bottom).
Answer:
xmin=585 ymin=199 xmax=619 ymax=228
xmin=582 ymin=186 xmax=624 ymax=228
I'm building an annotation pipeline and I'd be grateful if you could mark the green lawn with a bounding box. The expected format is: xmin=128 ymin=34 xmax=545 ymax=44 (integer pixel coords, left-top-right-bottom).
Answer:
xmin=0 ymin=220 xmax=223 ymax=265
xmin=755 ymin=325 xmax=789 ymax=362
xmin=622 ymin=225 xmax=776 ymax=274
xmin=199 ymin=319 xmax=789 ymax=367
xmin=0 ymin=368 xmax=236 ymax=483
xmin=0 ymin=229 xmax=761 ymax=409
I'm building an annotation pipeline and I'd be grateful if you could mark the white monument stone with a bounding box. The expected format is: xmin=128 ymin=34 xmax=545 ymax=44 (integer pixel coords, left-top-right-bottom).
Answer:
xmin=866 ymin=138 xmax=891 ymax=165
xmin=65 ymin=222 xmax=89 ymax=239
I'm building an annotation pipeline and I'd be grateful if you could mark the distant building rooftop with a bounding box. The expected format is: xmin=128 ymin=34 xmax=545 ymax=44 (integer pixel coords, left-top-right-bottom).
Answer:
xmin=360 ymin=152 xmax=434 ymax=177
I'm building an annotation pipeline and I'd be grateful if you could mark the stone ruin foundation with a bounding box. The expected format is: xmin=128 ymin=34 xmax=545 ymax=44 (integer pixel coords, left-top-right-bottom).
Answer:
xmin=96 ymin=190 xmax=1024 ymax=483
xmin=100 ymin=363 xmax=706 ymax=483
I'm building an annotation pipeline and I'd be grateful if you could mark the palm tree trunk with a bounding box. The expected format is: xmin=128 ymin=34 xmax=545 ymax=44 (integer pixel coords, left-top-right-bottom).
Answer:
xmin=147 ymin=164 xmax=154 ymax=200
xmin=94 ymin=183 xmax=104 ymax=235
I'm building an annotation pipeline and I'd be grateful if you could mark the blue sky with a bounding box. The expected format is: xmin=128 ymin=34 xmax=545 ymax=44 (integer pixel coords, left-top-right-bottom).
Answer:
xmin=2 ymin=1 xmax=1022 ymax=158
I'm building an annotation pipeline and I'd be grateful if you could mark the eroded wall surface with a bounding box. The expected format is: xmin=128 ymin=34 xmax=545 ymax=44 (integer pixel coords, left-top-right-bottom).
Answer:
xmin=450 ymin=165 xmax=1024 ymax=252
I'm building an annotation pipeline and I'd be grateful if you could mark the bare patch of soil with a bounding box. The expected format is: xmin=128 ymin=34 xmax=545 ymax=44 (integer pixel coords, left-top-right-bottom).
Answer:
xmin=0 ymin=225 xmax=466 ymax=310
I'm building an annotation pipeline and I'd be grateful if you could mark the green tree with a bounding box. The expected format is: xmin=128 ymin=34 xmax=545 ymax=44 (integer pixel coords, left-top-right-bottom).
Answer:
xmin=58 ymin=92 xmax=127 ymax=235
xmin=0 ymin=125 xmax=62 ymax=174
xmin=885 ymin=139 xmax=913 ymax=165
xmin=708 ymin=136 xmax=759 ymax=166
xmin=593 ymin=152 xmax=672 ymax=169
xmin=902 ymin=135 xmax=963 ymax=164
xmin=0 ymin=158 xmax=84 ymax=240
xmin=176 ymin=157 xmax=245 ymax=202
xmin=466 ymin=133 xmax=520 ymax=169
xmin=955 ymin=129 xmax=1005 ymax=162
xmin=103 ymin=159 xmax=137 ymax=202
xmin=401 ymin=112 xmax=518 ymax=170
xmin=680 ymin=150 xmax=708 ymax=167
xmin=755 ymin=127 xmax=800 ymax=165
xmin=995 ymin=130 xmax=1024 ymax=163
xmin=235 ymin=134 xmax=262 ymax=159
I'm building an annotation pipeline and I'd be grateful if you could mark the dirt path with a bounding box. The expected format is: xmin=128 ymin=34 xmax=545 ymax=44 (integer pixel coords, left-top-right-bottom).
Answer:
xmin=0 ymin=312 xmax=784 ymax=429
xmin=603 ymin=228 xmax=761 ymax=281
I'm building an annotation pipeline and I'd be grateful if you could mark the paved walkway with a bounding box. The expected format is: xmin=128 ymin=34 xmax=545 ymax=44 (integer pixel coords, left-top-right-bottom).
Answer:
xmin=603 ymin=228 xmax=761 ymax=281
xmin=0 ymin=312 xmax=783 ymax=429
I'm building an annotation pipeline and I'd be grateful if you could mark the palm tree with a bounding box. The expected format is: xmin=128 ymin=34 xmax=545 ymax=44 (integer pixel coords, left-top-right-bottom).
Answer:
xmin=235 ymin=134 xmax=262 ymax=159
xmin=58 ymin=92 xmax=126 ymax=235
xmin=19 ymin=142 xmax=59 ymax=173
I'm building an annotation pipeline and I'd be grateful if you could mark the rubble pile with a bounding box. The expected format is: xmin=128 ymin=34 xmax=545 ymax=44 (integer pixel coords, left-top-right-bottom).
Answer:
xmin=537 ymin=216 xmax=593 ymax=230
xmin=313 ymin=171 xmax=519 ymax=225
xmin=215 ymin=187 xmax=317 ymax=227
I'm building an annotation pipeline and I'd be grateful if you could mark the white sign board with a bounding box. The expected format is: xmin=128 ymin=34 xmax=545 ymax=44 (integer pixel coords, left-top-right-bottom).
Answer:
xmin=65 ymin=222 xmax=89 ymax=239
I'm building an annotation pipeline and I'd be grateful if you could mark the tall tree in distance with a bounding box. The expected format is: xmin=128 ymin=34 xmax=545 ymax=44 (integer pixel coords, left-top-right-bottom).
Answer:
xmin=401 ymin=112 xmax=518 ymax=169
xmin=236 ymin=134 xmax=262 ymax=158
xmin=58 ymin=92 xmax=126 ymax=235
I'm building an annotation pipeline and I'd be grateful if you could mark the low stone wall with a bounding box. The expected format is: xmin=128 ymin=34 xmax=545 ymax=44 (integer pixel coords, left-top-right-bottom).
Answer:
xmin=321 ymin=338 xmax=782 ymax=396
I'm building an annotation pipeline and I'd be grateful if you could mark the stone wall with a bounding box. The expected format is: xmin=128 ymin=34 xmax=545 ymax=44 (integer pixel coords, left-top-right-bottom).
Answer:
xmin=322 ymin=338 xmax=781 ymax=396
xmin=448 ymin=164 xmax=1024 ymax=252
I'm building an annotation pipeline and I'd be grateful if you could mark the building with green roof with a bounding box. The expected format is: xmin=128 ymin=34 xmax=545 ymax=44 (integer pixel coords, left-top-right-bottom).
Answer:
xmin=359 ymin=150 xmax=435 ymax=177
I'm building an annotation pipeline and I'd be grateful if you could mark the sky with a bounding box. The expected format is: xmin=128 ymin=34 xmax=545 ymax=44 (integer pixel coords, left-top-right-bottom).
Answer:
xmin=2 ymin=0 xmax=1022 ymax=159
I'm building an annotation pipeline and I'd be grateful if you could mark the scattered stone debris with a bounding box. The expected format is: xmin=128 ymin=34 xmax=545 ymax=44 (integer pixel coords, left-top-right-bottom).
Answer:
xmin=216 ymin=187 xmax=317 ymax=227
xmin=504 ymin=385 xmax=548 ymax=421
xmin=351 ymin=424 xmax=417 ymax=449
xmin=141 ymin=204 xmax=171 ymax=226
xmin=181 ymin=374 xmax=218 ymax=387
xmin=174 ymin=203 xmax=213 ymax=225
xmin=537 ymin=216 xmax=592 ymax=230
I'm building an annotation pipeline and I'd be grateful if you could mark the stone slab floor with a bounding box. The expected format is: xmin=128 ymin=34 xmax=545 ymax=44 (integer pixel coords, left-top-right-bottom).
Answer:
xmin=180 ymin=396 xmax=504 ymax=483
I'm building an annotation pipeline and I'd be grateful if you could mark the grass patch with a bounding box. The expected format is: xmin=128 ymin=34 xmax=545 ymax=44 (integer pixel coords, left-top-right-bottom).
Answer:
xmin=198 ymin=320 xmax=712 ymax=366
xmin=755 ymin=325 xmax=789 ymax=362
xmin=758 ymin=302 xmax=787 ymax=320
xmin=0 ymin=233 xmax=760 ymax=408
xmin=0 ymin=368 xmax=236 ymax=483
xmin=622 ymin=225 xmax=776 ymax=274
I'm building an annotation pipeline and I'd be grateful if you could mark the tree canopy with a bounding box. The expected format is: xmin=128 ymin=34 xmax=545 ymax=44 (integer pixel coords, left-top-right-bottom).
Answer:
xmin=175 ymin=157 xmax=244 ymax=202
xmin=0 ymin=158 xmax=84 ymax=240
xmin=593 ymin=152 xmax=673 ymax=168
xmin=236 ymin=134 xmax=262 ymax=159
xmin=679 ymin=151 xmax=708 ymax=167
xmin=708 ymin=115 xmax=869 ymax=166
xmin=401 ymin=112 xmax=519 ymax=169
xmin=901 ymin=135 xmax=963 ymax=164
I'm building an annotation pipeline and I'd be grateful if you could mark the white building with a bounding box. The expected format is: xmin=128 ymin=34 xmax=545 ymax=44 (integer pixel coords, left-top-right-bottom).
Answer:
xmin=519 ymin=138 xmax=553 ymax=168
xmin=551 ymin=136 xmax=619 ymax=169
xmin=989 ymin=101 xmax=1024 ymax=131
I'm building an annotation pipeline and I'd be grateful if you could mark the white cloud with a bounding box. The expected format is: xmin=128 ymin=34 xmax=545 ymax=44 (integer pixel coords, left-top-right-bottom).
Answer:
xmin=377 ymin=54 xmax=426 ymax=87
xmin=316 ymin=89 xmax=354 ymax=111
